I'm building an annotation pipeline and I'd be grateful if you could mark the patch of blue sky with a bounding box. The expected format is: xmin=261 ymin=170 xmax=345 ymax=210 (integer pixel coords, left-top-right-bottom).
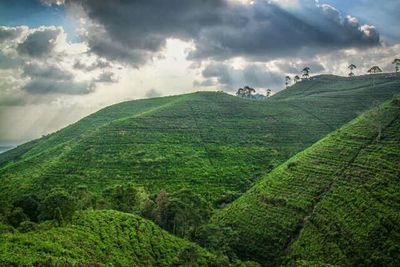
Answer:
xmin=0 ymin=0 xmax=79 ymax=42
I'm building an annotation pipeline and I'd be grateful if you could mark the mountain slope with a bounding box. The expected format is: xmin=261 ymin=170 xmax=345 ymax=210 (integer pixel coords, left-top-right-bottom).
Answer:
xmin=0 ymin=209 xmax=222 ymax=266
xmin=212 ymin=97 xmax=400 ymax=266
xmin=0 ymin=74 xmax=399 ymax=203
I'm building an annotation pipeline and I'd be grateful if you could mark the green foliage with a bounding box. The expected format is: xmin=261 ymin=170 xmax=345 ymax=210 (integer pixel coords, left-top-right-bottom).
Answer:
xmin=72 ymin=185 xmax=98 ymax=210
xmin=158 ymin=189 xmax=213 ymax=239
xmin=0 ymin=210 xmax=223 ymax=266
xmin=214 ymin=191 xmax=242 ymax=208
xmin=6 ymin=207 xmax=28 ymax=228
xmin=1 ymin=75 xmax=399 ymax=206
xmin=0 ymin=222 xmax=14 ymax=234
xmin=17 ymin=221 xmax=37 ymax=233
xmin=102 ymin=183 xmax=149 ymax=214
xmin=39 ymin=189 xmax=76 ymax=224
xmin=0 ymin=75 xmax=399 ymax=266
xmin=213 ymin=98 xmax=400 ymax=266
xmin=13 ymin=194 xmax=40 ymax=222
xmin=0 ymin=200 xmax=11 ymax=223
xmin=194 ymin=223 xmax=239 ymax=258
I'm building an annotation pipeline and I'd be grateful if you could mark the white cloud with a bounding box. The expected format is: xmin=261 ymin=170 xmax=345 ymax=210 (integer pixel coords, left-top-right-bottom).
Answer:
xmin=40 ymin=0 xmax=65 ymax=6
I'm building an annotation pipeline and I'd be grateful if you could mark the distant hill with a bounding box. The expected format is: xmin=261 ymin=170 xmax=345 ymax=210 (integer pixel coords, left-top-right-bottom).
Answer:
xmin=0 ymin=209 xmax=223 ymax=266
xmin=212 ymin=97 xmax=400 ymax=266
xmin=0 ymin=74 xmax=399 ymax=204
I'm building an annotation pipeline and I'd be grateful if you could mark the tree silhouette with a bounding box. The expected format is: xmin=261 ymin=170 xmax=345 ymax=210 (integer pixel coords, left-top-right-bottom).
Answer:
xmin=266 ymin=89 xmax=272 ymax=97
xmin=236 ymin=88 xmax=245 ymax=97
xmin=302 ymin=67 xmax=311 ymax=80
xmin=294 ymin=75 xmax=301 ymax=83
xmin=244 ymin=86 xmax=255 ymax=98
xmin=367 ymin=66 xmax=382 ymax=87
xmin=285 ymin=76 xmax=291 ymax=88
xmin=367 ymin=66 xmax=382 ymax=74
xmin=348 ymin=64 xmax=357 ymax=77
xmin=392 ymin=59 xmax=400 ymax=73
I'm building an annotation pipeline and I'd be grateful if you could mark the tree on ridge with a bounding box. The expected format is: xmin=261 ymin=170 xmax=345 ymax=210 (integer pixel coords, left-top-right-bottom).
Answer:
xmin=348 ymin=64 xmax=357 ymax=77
xmin=392 ymin=58 xmax=400 ymax=73
xmin=302 ymin=67 xmax=311 ymax=80
xmin=367 ymin=66 xmax=382 ymax=87
xmin=285 ymin=76 xmax=291 ymax=88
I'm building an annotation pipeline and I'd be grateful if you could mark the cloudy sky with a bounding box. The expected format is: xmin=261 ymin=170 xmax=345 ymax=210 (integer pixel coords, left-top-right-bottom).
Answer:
xmin=0 ymin=0 xmax=399 ymax=146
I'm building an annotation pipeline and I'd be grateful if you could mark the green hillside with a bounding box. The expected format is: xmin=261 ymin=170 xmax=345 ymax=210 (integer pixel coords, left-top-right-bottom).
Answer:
xmin=0 ymin=209 xmax=223 ymax=266
xmin=212 ymin=97 xmax=400 ymax=266
xmin=0 ymin=74 xmax=399 ymax=204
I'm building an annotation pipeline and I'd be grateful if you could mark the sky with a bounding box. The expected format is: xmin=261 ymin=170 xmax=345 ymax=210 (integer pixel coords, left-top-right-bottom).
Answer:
xmin=0 ymin=0 xmax=399 ymax=146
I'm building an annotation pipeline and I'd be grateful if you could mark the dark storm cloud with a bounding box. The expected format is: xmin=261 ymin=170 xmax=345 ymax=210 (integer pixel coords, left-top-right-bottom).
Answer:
xmin=21 ymin=62 xmax=93 ymax=94
xmin=67 ymin=0 xmax=381 ymax=65
xmin=74 ymin=0 xmax=228 ymax=65
xmin=201 ymin=63 xmax=283 ymax=90
xmin=188 ymin=2 xmax=380 ymax=61
xmin=22 ymin=62 xmax=73 ymax=80
xmin=16 ymin=27 xmax=61 ymax=57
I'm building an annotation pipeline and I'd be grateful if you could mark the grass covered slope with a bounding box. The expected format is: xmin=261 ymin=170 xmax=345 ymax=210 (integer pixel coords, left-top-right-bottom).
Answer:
xmin=212 ymin=97 xmax=400 ymax=266
xmin=0 ymin=74 xmax=399 ymax=203
xmin=0 ymin=209 xmax=220 ymax=266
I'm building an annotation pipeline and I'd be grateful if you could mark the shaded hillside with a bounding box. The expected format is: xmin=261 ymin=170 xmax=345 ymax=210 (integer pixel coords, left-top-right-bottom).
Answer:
xmin=0 ymin=75 xmax=399 ymax=203
xmin=0 ymin=210 xmax=222 ymax=266
xmin=212 ymin=97 xmax=400 ymax=266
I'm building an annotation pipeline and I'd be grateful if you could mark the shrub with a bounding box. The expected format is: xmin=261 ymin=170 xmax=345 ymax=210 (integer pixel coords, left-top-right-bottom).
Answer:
xmin=160 ymin=189 xmax=213 ymax=239
xmin=39 ymin=189 xmax=76 ymax=224
xmin=6 ymin=207 xmax=29 ymax=228
xmin=18 ymin=221 xmax=37 ymax=233
xmin=13 ymin=194 xmax=40 ymax=222
xmin=102 ymin=183 xmax=150 ymax=214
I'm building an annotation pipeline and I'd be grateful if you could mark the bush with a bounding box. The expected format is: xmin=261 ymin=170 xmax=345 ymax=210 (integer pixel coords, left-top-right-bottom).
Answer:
xmin=73 ymin=185 xmax=97 ymax=210
xmin=39 ymin=189 xmax=76 ymax=224
xmin=102 ymin=183 xmax=150 ymax=214
xmin=287 ymin=161 xmax=297 ymax=170
xmin=159 ymin=189 xmax=213 ymax=239
xmin=0 ymin=200 xmax=12 ymax=223
xmin=6 ymin=207 xmax=29 ymax=228
xmin=18 ymin=221 xmax=37 ymax=233
xmin=194 ymin=223 xmax=239 ymax=257
xmin=0 ymin=222 xmax=15 ymax=234
xmin=13 ymin=194 xmax=40 ymax=222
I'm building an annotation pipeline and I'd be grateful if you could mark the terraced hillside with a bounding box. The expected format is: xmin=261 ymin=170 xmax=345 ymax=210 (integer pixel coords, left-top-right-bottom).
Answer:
xmin=0 ymin=74 xmax=399 ymax=203
xmin=212 ymin=97 xmax=400 ymax=266
xmin=0 ymin=210 xmax=222 ymax=266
